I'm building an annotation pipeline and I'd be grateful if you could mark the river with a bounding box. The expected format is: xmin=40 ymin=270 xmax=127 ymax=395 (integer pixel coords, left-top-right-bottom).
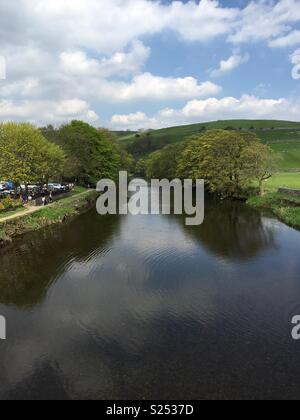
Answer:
xmin=1 ymin=196 xmax=300 ymax=400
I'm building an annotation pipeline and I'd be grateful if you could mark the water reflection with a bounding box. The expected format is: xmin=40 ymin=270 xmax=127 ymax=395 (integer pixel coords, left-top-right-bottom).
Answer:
xmin=0 ymin=197 xmax=300 ymax=399
xmin=0 ymin=211 xmax=121 ymax=306
xmin=179 ymin=199 xmax=277 ymax=261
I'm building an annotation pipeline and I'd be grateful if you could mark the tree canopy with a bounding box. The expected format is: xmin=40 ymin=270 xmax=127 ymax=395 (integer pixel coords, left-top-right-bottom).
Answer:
xmin=0 ymin=122 xmax=65 ymax=186
xmin=146 ymin=142 xmax=188 ymax=180
xmin=48 ymin=121 xmax=123 ymax=185
xmin=177 ymin=130 xmax=277 ymax=197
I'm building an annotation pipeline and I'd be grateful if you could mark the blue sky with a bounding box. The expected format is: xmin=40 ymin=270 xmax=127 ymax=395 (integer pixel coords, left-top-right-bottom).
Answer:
xmin=0 ymin=0 xmax=300 ymax=129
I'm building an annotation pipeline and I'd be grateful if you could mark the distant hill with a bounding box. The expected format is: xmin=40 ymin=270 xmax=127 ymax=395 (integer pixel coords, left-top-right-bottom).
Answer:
xmin=114 ymin=120 xmax=300 ymax=171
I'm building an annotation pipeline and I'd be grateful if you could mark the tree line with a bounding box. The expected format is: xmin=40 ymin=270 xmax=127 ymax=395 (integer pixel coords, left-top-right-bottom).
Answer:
xmin=0 ymin=121 xmax=277 ymax=199
xmin=0 ymin=120 xmax=134 ymax=190
xmin=144 ymin=130 xmax=278 ymax=198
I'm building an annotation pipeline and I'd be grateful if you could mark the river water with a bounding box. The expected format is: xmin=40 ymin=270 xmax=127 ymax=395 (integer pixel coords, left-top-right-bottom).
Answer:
xmin=1 ymin=196 xmax=300 ymax=400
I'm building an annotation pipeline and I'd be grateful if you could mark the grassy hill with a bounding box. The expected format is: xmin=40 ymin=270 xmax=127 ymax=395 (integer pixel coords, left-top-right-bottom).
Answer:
xmin=116 ymin=120 xmax=300 ymax=170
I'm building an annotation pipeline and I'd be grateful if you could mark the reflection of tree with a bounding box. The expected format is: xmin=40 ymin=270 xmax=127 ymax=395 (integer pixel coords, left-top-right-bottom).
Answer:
xmin=2 ymin=362 xmax=70 ymax=400
xmin=0 ymin=210 xmax=121 ymax=307
xmin=178 ymin=199 xmax=276 ymax=261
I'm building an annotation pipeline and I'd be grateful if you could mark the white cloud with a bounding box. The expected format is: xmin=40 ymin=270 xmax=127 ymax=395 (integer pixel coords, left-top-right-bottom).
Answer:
xmin=111 ymin=112 xmax=157 ymax=129
xmin=0 ymin=78 xmax=40 ymax=97
xmin=1 ymin=1 xmax=300 ymax=125
xmin=111 ymin=95 xmax=300 ymax=130
xmin=2 ymin=1 xmax=298 ymax=60
xmin=0 ymin=98 xmax=99 ymax=124
xmin=98 ymin=74 xmax=221 ymax=102
xmin=0 ymin=0 xmax=239 ymax=54
xmin=210 ymin=51 xmax=249 ymax=77
xmin=229 ymin=0 xmax=300 ymax=44
xmin=0 ymin=45 xmax=218 ymax=104
xmin=164 ymin=0 xmax=239 ymax=42
xmin=269 ymin=30 xmax=300 ymax=48
xmin=60 ymin=41 xmax=150 ymax=78
xmin=181 ymin=95 xmax=287 ymax=119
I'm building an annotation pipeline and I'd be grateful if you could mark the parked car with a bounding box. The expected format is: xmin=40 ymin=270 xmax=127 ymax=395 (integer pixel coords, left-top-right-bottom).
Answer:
xmin=0 ymin=190 xmax=14 ymax=198
xmin=48 ymin=183 xmax=69 ymax=192
xmin=48 ymin=183 xmax=63 ymax=191
xmin=0 ymin=181 xmax=14 ymax=191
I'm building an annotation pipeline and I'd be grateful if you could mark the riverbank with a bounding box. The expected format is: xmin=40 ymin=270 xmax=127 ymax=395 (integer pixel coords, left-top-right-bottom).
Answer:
xmin=247 ymin=192 xmax=300 ymax=230
xmin=0 ymin=189 xmax=97 ymax=247
xmin=0 ymin=186 xmax=87 ymax=222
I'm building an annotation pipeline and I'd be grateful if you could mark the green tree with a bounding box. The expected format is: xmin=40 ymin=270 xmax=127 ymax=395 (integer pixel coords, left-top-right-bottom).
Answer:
xmin=177 ymin=130 xmax=273 ymax=198
xmin=57 ymin=121 xmax=122 ymax=185
xmin=135 ymin=158 xmax=147 ymax=177
xmin=241 ymin=142 xmax=278 ymax=195
xmin=120 ymin=150 xmax=135 ymax=175
xmin=146 ymin=142 xmax=187 ymax=179
xmin=39 ymin=142 xmax=66 ymax=185
xmin=0 ymin=122 xmax=65 ymax=188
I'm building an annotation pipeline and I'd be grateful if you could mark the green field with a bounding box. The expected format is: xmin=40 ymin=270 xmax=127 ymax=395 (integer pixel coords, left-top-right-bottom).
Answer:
xmin=263 ymin=172 xmax=300 ymax=191
xmin=116 ymin=120 xmax=300 ymax=143
xmin=116 ymin=120 xmax=300 ymax=170
xmin=267 ymin=142 xmax=300 ymax=170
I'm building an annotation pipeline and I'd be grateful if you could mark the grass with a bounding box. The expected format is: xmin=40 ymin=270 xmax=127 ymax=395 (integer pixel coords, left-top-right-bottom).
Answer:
xmin=248 ymin=192 xmax=300 ymax=229
xmin=0 ymin=206 xmax=25 ymax=220
xmin=116 ymin=119 xmax=300 ymax=170
xmin=248 ymin=180 xmax=300 ymax=229
xmin=117 ymin=120 xmax=300 ymax=142
xmin=274 ymin=206 xmax=300 ymax=228
xmin=268 ymin=142 xmax=300 ymax=170
xmin=71 ymin=186 xmax=87 ymax=194
xmin=28 ymin=189 xmax=95 ymax=222
xmin=263 ymin=172 xmax=300 ymax=191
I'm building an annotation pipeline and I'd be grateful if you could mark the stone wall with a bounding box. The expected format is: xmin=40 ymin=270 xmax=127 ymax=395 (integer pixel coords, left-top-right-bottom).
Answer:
xmin=278 ymin=188 xmax=300 ymax=196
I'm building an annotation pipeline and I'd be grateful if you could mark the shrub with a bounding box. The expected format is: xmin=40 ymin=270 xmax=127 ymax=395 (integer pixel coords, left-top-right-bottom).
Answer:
xmin=0 ymin=197 xmax=23 ymax=213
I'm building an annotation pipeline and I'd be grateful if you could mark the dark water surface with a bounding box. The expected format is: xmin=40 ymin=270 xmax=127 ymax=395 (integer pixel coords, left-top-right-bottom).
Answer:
xmin=1 ymin=198 xmax=300 ymax=400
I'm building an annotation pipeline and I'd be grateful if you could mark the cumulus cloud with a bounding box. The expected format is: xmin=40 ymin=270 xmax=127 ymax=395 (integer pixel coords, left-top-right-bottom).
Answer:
xmin=60 ymin=41 xmax=150 ymax=78
xmin=0 ymin=98 xmax=99 ymax=125
xmin=1 ymin=0 xmax=300 ymax=125
xmin=111 ymin=112 xmax=157 ymax=130
xmin=100 ymin=74 xmax=221 ymax=102
xmin=1 ymin=0 xmax=297 ymax=54
xmin=229 ymin=0 xmax=300 ymax=44
xmin=269 ymin=30 xmax=300 ymax=48
xmin=210 ymin=51 xmax=249 ymax=77
xmin=0 ymin=0 xmax=239 ymax=54
xmin=110 ymin=95 xmax=300 ymax=130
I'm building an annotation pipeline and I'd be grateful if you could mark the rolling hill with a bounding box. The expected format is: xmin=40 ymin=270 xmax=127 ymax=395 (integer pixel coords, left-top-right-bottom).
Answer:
xmin=114 ymin=120 xmax=300 ymax=170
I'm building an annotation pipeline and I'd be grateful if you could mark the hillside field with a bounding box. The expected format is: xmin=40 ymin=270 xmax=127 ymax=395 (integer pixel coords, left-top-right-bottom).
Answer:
xmin=115 ymin=120 xmax=300 ymax=171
